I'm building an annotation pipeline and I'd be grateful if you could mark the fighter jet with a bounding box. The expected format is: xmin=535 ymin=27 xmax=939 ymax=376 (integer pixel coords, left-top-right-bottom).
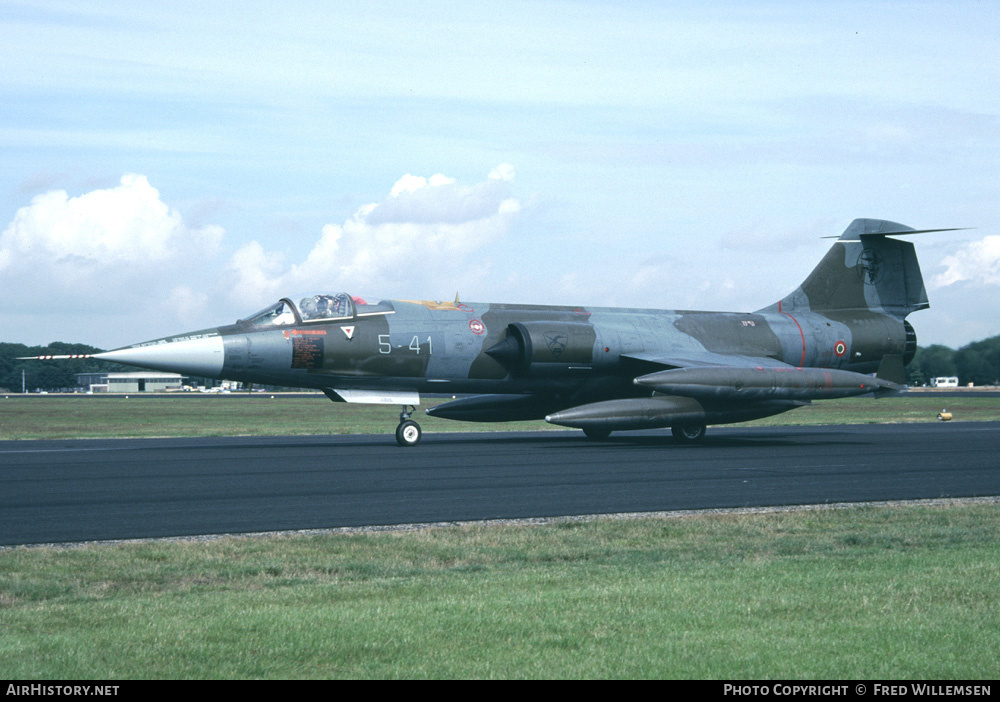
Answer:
xmin=26 ymin=219 xmax=951 ymax=446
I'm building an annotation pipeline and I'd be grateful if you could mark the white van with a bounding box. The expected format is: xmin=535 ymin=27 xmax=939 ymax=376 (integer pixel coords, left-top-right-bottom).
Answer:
xmin=930 ymin=377 xmax=959 ymax=388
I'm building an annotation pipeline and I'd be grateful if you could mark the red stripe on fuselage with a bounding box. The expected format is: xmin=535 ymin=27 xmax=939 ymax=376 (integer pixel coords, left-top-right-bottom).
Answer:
xmin=782 ymin=311 xmax=806 ymax=368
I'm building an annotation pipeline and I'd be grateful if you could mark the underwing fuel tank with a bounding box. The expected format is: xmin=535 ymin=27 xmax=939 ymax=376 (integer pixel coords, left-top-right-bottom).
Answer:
xmin=544 ymin=395 xmax=806 ymax=431
xmin=633 ymin=365 xmax=901 ymax=400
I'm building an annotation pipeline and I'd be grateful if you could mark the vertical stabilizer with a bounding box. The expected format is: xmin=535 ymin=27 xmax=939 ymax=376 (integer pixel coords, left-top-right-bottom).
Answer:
xmin=769 ymin=219 xmax=929 ymax=319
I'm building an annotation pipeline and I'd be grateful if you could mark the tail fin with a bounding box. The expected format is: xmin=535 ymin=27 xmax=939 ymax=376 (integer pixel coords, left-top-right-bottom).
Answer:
xmin=769 ymin=219 xmax=932 ymax=319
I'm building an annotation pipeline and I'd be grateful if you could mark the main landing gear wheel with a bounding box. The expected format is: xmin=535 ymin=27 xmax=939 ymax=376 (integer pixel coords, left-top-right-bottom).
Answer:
xmin=396 ymin=420 xmax=422 ymax=447
xmin=396 ymin=404 xmax=421 ymax=446
xmin=671 ymin=422 xmax=707 ymax=443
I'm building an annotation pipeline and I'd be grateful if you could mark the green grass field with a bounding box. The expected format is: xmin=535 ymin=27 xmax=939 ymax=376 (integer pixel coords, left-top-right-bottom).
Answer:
xmin=2 ymin=392 xmax=998 ymax=440
xmin=2 ymin=505 xmax=998 ymax=679
xmin=2 ymin=393 xmax=998 ymax=678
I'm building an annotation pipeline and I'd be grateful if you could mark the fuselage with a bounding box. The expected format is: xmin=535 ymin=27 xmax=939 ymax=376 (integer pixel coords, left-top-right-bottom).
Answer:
xmin=98 ymin=295 xmax=913 ymax=404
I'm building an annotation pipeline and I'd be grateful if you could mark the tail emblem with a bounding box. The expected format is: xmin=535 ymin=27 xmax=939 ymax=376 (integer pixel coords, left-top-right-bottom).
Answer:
xmin=857 ymin=248 xmax=885 ymax=285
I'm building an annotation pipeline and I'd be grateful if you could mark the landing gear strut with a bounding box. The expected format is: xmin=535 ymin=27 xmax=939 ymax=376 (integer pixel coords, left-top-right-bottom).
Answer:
xmin=396 ymin=405 xmax=422 ymax=447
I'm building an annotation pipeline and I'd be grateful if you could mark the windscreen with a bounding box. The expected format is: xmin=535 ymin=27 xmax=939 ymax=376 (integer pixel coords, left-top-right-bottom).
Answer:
xmin=242 ymin=301 xmax=295 ymax=328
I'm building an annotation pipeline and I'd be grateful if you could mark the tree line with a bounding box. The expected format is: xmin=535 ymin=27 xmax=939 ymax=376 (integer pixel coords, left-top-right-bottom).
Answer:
xmin=0 ymin=342 xmax=127 ymax=393
xmin=907 ymin=334 xmax=1000 ymax=387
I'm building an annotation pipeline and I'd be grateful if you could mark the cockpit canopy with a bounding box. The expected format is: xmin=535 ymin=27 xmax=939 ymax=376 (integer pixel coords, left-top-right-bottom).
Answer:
xmin=297 ymin=292 xmax=354 ymax=321
xmin=241 ymin=293 xmax=392 ymax=328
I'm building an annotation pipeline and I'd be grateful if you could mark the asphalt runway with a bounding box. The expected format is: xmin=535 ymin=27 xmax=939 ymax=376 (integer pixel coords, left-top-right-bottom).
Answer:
xmin=2 ymin=422 xmax=999 ymax=546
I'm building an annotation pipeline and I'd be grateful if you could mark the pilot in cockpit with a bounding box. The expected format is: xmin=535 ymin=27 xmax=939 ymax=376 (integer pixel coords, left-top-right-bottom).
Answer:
xmin=303 ymin=293 xmax=352 ymax=320
xmin=316 ymin=295 xmax=336 ymax=317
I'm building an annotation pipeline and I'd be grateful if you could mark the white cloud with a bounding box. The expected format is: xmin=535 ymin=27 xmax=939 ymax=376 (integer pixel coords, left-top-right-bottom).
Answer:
xmin=223 ymin=165 xmax=521 ymax=309
xmin=0 ymin=168 xmax=523 ymax=346
xmin=489 ymin=164 xmax=516 ymax=182
xmin=366 ymin=166 xmax=517 ymax=226
xmin=0 ymin=174 xmax=224 ymax=327
xmin=390 ymin=173 xmax=450 ymax=197
xmin=0 ymin=174 xmax=222 ymax=271
xmin=932 ymin=236 xmax=1000 ymax=288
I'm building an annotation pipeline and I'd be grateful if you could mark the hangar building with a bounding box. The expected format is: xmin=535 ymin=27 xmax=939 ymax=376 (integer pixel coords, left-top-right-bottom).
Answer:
xmin=76 ymin=372 xmax=187 ymax=393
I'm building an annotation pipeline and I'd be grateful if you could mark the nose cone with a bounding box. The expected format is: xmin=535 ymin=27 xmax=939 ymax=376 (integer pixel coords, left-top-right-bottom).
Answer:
xmin=96 ymin=330 xmax=225 ymax=378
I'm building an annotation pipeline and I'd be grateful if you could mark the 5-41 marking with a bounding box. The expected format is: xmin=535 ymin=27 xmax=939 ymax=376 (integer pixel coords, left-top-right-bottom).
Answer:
xmin=379 ymin=334 xmax=433 ymax=355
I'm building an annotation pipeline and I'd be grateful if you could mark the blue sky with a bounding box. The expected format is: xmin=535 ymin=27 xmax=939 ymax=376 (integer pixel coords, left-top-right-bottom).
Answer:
xmin=2 ymin=1 xmax=998 ymax=349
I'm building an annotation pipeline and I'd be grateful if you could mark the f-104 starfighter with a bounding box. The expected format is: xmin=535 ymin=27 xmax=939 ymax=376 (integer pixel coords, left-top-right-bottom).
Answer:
xmin=29 ymin=219 xmax=952 ymax=445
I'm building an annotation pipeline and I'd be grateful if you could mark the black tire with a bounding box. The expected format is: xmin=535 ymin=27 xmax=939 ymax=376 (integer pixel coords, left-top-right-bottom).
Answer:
xmin=583 ymin=428 xmax=612 ymax=441
xmin=395 ymin=420 xmax=422 ymax=447
xmin=671 ymin=422 xmax=707 ymax=443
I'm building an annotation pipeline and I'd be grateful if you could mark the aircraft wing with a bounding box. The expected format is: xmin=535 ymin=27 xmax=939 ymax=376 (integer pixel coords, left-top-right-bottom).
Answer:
xmin=621 ymin=350 xmax=795 ymax=371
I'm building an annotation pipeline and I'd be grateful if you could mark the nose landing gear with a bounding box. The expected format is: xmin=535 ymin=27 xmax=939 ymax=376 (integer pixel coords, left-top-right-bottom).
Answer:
xmin=396 ymin=405 xmax=422 ymax=446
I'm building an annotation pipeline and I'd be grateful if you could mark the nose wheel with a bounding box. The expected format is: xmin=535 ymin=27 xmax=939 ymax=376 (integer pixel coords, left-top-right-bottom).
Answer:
xmin=396 ymin=405 xmax=422 ymax=446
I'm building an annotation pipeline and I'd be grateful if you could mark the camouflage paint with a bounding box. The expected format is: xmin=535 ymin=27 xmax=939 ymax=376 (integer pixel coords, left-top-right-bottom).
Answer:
xmin=85 ymin=219 xmax=938 ymax=441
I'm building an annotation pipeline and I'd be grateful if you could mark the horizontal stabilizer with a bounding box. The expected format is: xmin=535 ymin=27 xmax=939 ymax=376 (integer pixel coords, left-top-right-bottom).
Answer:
xmin=820 ymin=219 xmax=970 ymax=239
